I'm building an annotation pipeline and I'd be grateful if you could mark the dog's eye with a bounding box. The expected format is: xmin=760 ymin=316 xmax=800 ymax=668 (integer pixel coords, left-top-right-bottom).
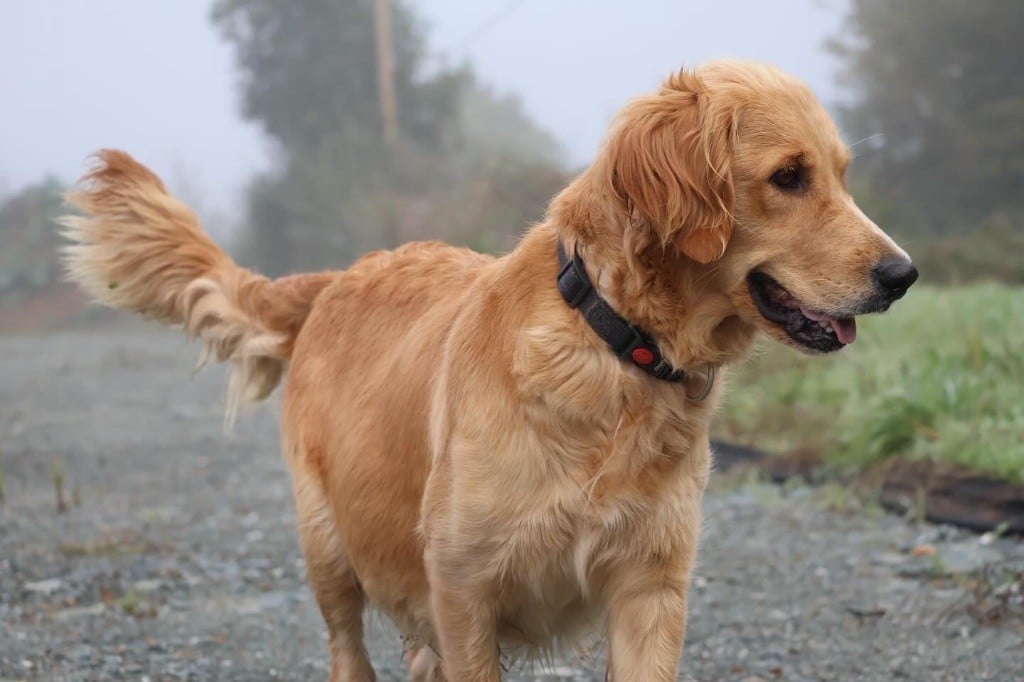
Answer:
xmin=770 ymin=167 xmax=805 ymax=192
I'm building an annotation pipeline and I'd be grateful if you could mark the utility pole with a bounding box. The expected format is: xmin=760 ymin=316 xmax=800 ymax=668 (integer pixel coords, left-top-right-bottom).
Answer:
xmin=374 ymin=0 xmax=399 ymax=146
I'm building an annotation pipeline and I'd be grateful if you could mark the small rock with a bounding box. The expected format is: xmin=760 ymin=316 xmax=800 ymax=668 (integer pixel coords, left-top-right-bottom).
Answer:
xmin=137 ymin=506 xmax=179 ymax=523
xmin=872 ymin=552 xmax=909 ymax=566
xmin=24 ymin=578 xmax=63 ymax=594
xmin=939 ymin=542 xmax=1004 ymax=574
xmin=54 ymin=602 xmax=106 ymax=621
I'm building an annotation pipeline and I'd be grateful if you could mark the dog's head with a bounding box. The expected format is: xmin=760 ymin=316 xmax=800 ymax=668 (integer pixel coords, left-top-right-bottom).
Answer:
xmin=595 ymin=61 xmax=916 ymax=355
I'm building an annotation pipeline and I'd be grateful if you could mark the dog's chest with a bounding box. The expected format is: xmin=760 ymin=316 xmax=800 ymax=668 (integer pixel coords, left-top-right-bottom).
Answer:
xmin=453 ymin=330 xmax=714 ymax=649
xmin=492 ymin=450 xmax=701 ymax=650
xmin=493 ymin=517 xmax=621 ymax=652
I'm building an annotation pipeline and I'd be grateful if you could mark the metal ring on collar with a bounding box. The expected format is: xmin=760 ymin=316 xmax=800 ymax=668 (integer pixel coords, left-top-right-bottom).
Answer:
xmin=686 ymin=365 xmax=716 ymax=402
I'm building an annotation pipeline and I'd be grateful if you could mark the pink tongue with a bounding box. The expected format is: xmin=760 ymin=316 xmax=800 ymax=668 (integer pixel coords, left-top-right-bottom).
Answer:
xmin=831 ymin=317 xmax=857 ymax=344
xmin=800 ymin=306 xmax=857 ymax=344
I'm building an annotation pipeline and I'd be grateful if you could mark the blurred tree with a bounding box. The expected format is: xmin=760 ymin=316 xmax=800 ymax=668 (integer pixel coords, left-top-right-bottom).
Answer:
xmin=829 ymin=0 xmax=1024 ymax=238
xmin=0 ymin=178 xmax=64 ymax=295
xmin=212 ymin=0 xmax=460 ymax=155
xmin=455 ymin=76 xmax=563 ymax=167
xmin=212 ymin=0 xmax=565 ymax=275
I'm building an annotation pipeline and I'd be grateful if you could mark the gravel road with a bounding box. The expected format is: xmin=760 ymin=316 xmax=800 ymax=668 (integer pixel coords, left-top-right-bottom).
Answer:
xmin=1 ymin=329 xmax=1021 ymax=681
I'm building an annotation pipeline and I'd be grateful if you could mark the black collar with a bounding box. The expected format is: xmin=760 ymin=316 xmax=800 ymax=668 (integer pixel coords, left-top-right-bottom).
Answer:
xmin=556 ymin=240 xmax=687 ymax=383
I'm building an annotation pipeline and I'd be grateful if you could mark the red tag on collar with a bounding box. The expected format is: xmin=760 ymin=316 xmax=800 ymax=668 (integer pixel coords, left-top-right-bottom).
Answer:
xmin=631 ymin=347 xmax=655 ymax=365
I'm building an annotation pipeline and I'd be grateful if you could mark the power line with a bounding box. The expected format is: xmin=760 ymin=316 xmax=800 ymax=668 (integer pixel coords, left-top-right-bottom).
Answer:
xmin=446 ymin=0 xmax=528 ymax=53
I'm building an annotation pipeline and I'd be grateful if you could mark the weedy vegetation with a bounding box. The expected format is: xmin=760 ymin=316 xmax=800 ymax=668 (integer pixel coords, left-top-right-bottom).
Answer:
xmin=51 ymin=457 xmax=67 ymax=514
xmin=716 ymin=285 xmax=1024 ymax=483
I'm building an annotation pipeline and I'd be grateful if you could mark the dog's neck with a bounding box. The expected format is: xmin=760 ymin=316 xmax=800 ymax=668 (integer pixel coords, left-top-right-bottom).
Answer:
xmin=544 ymin=169 xmax=759 ymax=372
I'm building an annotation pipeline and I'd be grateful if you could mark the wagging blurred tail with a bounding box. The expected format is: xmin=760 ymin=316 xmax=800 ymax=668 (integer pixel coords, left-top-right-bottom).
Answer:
xmin=60 ymin=150 xmax=333 ymax=426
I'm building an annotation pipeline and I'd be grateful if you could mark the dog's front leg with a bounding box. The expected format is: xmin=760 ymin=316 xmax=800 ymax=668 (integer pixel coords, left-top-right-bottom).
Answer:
xmin=420 ymin=446 xmax=503 ymax=679
xmin=605 ymin=563 xmax=691 ymax=682
xmin=425 ymin=560 xmax=502 ymax=681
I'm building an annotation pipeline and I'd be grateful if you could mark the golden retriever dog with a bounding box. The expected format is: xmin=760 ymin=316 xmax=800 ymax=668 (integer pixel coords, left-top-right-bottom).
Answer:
xmin=62 ymin=60 xmax=917 ymax=681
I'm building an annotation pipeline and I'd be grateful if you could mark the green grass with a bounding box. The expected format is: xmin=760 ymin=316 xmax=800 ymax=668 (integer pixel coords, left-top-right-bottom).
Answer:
xmin=715 ymin=284 xmax=1024 ymax=483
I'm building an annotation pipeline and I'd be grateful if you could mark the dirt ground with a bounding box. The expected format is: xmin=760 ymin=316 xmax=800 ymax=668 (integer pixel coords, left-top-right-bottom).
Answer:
xmin=1 ymin=328 xmax=1022 ymax=681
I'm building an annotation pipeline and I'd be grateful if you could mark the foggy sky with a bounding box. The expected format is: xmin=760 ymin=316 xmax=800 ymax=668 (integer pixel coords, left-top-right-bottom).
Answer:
xmin=1 ymin=0 xmax=844 ymax=218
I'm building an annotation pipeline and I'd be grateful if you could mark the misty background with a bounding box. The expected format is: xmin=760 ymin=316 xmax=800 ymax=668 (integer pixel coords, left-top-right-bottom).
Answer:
xmin=2 ymin=1 xmax=842 ymax=210
xmin=1 ymin=0 xmax=1022 ymax=325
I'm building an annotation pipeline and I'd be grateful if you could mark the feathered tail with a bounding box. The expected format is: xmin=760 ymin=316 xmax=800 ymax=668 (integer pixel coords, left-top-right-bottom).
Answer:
xmin=61 ymin=150 xmax=333 ymax=425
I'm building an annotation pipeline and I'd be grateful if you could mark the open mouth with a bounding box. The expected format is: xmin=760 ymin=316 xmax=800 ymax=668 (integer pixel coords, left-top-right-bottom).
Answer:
xmin=746 ymin=272 xmax=856 ymax=353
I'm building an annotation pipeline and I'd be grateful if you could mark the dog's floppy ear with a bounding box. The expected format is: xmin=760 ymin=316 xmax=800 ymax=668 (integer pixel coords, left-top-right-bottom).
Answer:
xmin=603 ymin=69 xmax=734 ymax=263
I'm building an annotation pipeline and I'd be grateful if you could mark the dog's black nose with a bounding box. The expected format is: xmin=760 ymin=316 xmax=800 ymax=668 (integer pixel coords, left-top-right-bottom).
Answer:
xmin=872 ymin=257 xmax=918 ymax=299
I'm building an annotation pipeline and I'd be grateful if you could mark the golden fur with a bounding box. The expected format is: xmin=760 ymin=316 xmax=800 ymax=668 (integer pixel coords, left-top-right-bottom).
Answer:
xmin=63 ymin=61 xmax=911 ymax=680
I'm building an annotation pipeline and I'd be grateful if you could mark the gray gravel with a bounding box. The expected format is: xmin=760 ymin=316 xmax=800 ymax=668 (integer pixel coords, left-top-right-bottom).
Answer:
xmin=1 ymin=329 xmax=1022 ymax=681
